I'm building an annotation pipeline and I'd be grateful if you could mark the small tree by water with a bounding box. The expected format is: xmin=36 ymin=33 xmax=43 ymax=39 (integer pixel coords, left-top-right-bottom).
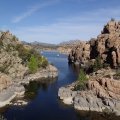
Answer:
xmin=28 ymin=55 xmax=38 ymax=73
xmin=74 ymin=69 xmax=88 ymax=91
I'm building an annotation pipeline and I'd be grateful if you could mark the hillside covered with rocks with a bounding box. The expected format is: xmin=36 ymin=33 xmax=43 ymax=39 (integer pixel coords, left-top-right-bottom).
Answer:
xmin=59 ymin=20 xmax=120 ymax=116
xmin=0 ymin=31 xmax=58 ymax=108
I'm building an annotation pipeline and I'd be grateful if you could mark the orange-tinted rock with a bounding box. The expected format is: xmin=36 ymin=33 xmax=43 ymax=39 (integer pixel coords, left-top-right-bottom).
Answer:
xmin=68 ymin=20 xmax=120 ymax=68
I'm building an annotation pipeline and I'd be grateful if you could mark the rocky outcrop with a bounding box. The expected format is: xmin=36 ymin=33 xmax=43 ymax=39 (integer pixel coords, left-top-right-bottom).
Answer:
xmin=0 ymin=31 xmax=58 ymax=108
xmin=0 ymin=73 xmax=12 ymax=91
xmin=0 ymin=50 xmax=28 ymax=79
xmin=68 ymin=20 xmax=120 ymax=68
xmin=68 ymin=42 xmax=90 ymax=65
xmin=58 ymin=68 xmax=120 ymax=116
xmin=59 ymin=20 xmax=120 ymax=116
xmin=57 ymin=40 xmax=84 ymax=54
xmin=0 ymin=31 xmax=28 ymax=79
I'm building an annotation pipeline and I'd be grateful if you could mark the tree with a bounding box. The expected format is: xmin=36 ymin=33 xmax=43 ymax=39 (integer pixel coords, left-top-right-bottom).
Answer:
xmin=74 ymin=69 xmax=88 ymax=91
xmin=28 ymin=55 xmax=38 ymax=73
xmin=78 ymin=69 xmax=87 ymax=82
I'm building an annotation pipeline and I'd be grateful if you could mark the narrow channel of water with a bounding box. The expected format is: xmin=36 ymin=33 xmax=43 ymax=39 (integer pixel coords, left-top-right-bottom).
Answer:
xmin=1 ymin=52 xmax=120 ymax=120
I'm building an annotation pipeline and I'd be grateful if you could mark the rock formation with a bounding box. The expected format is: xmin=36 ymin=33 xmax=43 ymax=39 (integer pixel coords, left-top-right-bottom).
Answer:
xmin=68 ymin=19 xmax=120 ymax=68
xmin=0 ymin=31 xmax=28 ymax=79
xmin=57 ymin=40 xmax=84 ymax=54
xmin=68 ymin=41 xmax=90 ymax=65
xmin=0 ymin=30 xmax=58 ymax=108
xmin=58 ymin=68 xmax=120 ymax=116
xmin=59 ymin=20 xmax=120 ymax=116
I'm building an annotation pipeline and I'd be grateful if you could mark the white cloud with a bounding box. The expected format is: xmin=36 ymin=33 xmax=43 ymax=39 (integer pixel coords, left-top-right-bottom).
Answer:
xmin=10 ymin=22 xmax=102 ymax=44
xmin=9 ymin=7 xmax=120 ymax=44
xmin=12 ymin=0 xmax=59 ymax=23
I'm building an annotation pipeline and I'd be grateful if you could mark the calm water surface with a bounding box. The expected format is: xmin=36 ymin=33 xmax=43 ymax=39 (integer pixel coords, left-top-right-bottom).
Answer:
xmin=1 ymin=52 xmax=120 ymax=120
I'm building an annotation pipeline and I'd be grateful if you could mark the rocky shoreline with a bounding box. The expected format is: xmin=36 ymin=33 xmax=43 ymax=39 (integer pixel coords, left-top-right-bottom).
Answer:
xmin=0 ymin=64 xmax=58 ymax=108
xmin=59 ymin=20 xmax=120 ymax=116
xmin=0 ymin=31 xmax=58 ymax=108
xmin=58 ymin=68 xmax=120 ymax=116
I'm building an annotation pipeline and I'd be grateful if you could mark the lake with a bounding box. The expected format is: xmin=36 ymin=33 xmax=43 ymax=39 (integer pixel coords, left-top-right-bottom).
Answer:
xmin=2 ymin=51 xmax=120 ymax=120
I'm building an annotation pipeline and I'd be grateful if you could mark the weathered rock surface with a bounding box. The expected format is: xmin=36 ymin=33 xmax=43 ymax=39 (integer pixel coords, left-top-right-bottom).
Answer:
xmin=58 ymin=40 xmax=84 ymax=54
xmin=58 ymin=68 xmax=120 ymax=116
xmin=68 ymin=20 xmax=120 ymax=68
xmin=0 ymin=64 xmax=58 ymax=108
xmin=68 ymin=41 xmax=90 ymax=65
xmin=0 ymin=50 xmax=28 ymax=79
xmin=0 ymin=31 xmax=28 ymax=79
xmin=0 ymin=31 xmax=58 ymax=108
xmin=0 ymin=72 xmax=12 ymax=91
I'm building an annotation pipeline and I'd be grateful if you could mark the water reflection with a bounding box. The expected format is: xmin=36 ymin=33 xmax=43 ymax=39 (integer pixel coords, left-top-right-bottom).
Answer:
xmin=75 ymin=111 xmax=120 ymax=120
xmin=24 ymin=78 xmax=57 ymax=100
xmin=68 ymin=63 xmax=80 ymax=76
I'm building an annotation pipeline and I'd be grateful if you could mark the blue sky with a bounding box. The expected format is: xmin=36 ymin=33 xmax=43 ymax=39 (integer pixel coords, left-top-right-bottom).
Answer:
xmin=0 ymin=0 xmax=120 ymax=44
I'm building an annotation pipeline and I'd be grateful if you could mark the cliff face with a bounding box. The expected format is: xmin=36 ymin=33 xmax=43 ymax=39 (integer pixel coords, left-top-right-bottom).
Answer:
xmin=68 ymin=20 xmax=120 ymax=68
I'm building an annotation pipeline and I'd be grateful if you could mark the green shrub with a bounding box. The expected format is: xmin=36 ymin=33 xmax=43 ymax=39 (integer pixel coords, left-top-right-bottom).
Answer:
xmin=15 ymin=44 xmax=31 ymax=63
xmin=16 ymin=44 xmax=48 ymax=72
xmin=42 ymin=59 xmax=48 ymax=68
xmin=74 ymin=69 xmax=88 ymax=91
xmin=38 ymin=56 xmax=48 ymax=68
xmin=12 ymin=35 xmax=18 ymax=41
xmin=78 ymin=69 xmax=87 ymax=82
xmin=28 ymin=55 xmax=38 ymax=73
xmin=93 ymin=56 xmax=103 ymax=72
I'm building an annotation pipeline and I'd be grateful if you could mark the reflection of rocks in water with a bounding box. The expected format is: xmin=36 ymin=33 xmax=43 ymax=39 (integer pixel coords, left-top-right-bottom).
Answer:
xmin=58 ymin=98 xmax=73 ymax=110
xmin=9 ymin=98 xmax=28 ymax=107
xmin=0 ymin=114 xmax=6 ymax=120
xmin=68 ymin=63 xmax=80 ymax=76
xmin=24 ymin=78 xmax=57 ymax=100
xmin=0 ymin=106 xmax=9 ymax=114
xmin=76 ymin=111 xmax=120 ymax=120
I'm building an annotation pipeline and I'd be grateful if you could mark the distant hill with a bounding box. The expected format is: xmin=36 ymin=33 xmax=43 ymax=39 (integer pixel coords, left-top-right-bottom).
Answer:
xmin=58 ymin=40 xmax=85 ymax=46
xmin=22 ymin=40 xmax=85 ymax=53
xmin=57 ymin=40 xmax=84 ymax=54
xmin=22 ymin=41 xmax=58 ymax=50
xmin=30 ymin=41 xmax=57 ymax=46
